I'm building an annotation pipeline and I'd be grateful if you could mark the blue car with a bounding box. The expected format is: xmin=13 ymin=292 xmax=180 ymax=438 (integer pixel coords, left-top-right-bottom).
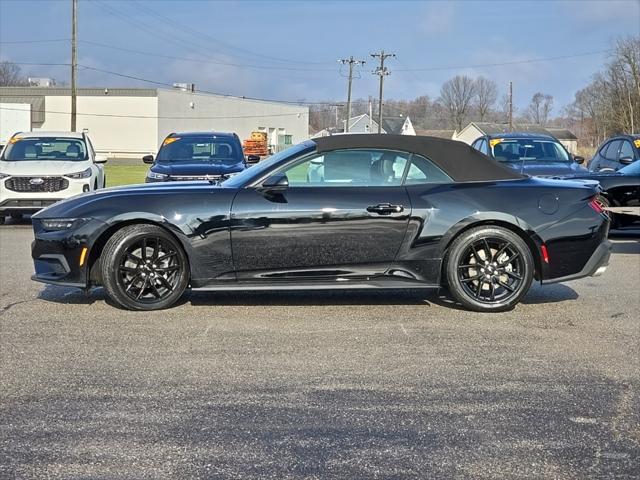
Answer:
xmin=143 ymin=131 xmax=259 ymax=182
xmin=471 ymin=132 xmax=587 ymax=177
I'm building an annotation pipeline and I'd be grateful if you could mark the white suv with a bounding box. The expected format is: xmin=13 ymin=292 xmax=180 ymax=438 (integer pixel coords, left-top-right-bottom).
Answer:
xmin=0 ymin=131 xmax=107 ymax=224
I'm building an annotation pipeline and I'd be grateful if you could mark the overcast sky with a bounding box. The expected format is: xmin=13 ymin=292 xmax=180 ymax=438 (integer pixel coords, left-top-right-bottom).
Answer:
xmin=1 ymin=0 xmax=639 ymax=113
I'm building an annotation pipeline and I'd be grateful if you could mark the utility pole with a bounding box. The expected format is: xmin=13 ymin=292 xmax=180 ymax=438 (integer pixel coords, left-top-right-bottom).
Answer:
xmin=71 ymin=0 xmax=78 ymax=132
xmin=508 ymin=81 xmax=513 ymax=132
xmin=339 ymin=56 xmax=365 ymax=132
xmin=371 ymin=50 xmax=395 ymax=133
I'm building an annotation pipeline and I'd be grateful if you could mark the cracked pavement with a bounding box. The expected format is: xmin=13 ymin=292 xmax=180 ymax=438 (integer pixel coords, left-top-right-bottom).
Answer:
xmin=1 ymin=220 xmax=639 ymax=479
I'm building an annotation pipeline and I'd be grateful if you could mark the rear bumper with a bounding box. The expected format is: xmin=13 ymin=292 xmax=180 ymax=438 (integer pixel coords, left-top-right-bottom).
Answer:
xmin=541 ymin=240 xmax=611 ymax=284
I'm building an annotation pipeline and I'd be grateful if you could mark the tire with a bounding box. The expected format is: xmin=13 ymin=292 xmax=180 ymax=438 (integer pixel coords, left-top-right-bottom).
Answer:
xmin=10 ymin=213 xmax=22 ymax=220
xmin=100 ymin=224 xmax=190 ymax=310
xmin=0 ymin=216 xmax=5 ymax=225
xmin=444 ymin=226 xmax=534 ymax=312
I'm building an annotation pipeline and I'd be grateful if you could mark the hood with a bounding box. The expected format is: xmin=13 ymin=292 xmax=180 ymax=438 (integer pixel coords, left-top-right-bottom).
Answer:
xmin=33 ymin=181 xmax=225 ymax=219
xmin=0 ymin=159 xmax=92 ymax=176
xmin=151 ymin=161 xmax=245 ymax=176
xmin=499 ymin=161 xmax=587 ymax=177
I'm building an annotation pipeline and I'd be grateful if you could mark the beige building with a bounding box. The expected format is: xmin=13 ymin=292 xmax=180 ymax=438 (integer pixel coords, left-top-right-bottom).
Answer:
xmin=0 ymin=87 xmax=309 ymax=157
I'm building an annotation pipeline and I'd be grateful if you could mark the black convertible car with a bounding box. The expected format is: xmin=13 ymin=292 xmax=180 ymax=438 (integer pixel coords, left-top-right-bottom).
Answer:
xmin=31 ymin=135 xmax=611 ymax=312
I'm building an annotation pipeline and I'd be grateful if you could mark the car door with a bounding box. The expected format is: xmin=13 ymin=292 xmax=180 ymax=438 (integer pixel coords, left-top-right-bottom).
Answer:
xmin=602 ymin=140 xmax=622 ymax=170
xmin=618 ymin=140 xmax=636 ymax=166
xmin=230 ymin=148 xmax=412 ymax=280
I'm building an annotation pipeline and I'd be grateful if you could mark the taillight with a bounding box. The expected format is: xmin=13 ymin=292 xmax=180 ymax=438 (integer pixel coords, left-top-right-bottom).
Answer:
xmin=589 ymin=196 xmax=606 ymax=215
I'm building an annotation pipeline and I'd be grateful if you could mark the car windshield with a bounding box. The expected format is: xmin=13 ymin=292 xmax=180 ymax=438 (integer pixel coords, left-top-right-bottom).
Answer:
xmin=491 ymin=139 xmax=570 ymax=163
xmin=156 ymin=136 xmax=242 ymax=164
xmin=620 ymin=159 xmax=640 ymax=175
xmin=221 ymin=141 xmax=316 ymax=187
xmin=2 ymin=138 xmax=88 ymax=161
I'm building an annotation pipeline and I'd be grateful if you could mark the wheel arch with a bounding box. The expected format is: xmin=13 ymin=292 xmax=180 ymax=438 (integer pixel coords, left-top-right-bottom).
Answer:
xmin=440 ymin=217 xmax=544 ymax=282
xmin=87 ymin=218 xmax=192 ymax=286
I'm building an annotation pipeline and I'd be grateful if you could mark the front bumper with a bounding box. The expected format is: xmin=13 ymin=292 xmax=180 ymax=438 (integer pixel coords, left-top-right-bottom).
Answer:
xmin=0 ymin=177 xmax=92 ymax=215
xmin=31 ymin=218 xmax=107 ymax=288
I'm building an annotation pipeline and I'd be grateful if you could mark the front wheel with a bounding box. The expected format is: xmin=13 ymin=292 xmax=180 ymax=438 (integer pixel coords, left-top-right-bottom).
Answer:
xmin=100 ymin=224 xmax=190 ymax=310
xmin=444 ymin=226 xmax=534 ymax=312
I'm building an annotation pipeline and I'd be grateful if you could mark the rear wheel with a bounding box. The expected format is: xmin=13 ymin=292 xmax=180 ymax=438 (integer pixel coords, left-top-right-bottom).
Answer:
xmin=100 ymin=224 xmax=189 ymax=310
xmin=0 ymin=216 xmax=5 ymax=225
xmin=10 ymin=213 xmax=22 ymax=221
xmin=445 ymin=226 xmax=534 ymax=312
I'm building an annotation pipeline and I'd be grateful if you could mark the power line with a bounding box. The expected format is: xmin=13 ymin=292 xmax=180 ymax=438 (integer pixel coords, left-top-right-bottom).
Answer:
xmin=87 ymin=0 xmax=333 ymax=71
xmin=128 ymin=0 xmax=333 ymax=66
xmin=79 ymin=40 xmax=336 ymax=72
xmin=0 ymin=39 xmax=69 ymax=44
xmin=395 ymin=49 xmax=612 ymax=72
xmin=0 ymin=105 xmax=310 ymax=120
xmin=76 ymin=65 xmax=329 ymax=104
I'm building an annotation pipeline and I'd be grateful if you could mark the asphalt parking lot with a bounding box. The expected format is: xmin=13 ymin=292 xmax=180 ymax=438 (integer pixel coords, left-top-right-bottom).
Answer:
xmin=1 ymin=219 xmax=639 ymax=479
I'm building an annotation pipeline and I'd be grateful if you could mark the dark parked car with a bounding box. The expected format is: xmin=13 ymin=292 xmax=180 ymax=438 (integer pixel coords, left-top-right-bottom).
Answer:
xmin=31 ymin=135 xmax=610 ymax=313
xmin=471 ymin=132 xmax=587 ymax=177
xmin=143 ymin=131 xmax=259 ymax=182
xmin=588 ymin=134 xmax=640 ymax=172
xmin=561 ymin=158 xmax=640 ymax=229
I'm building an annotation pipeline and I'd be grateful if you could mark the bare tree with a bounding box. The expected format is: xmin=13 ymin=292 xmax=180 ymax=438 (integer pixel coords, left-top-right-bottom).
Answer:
xmin=474 ymin=76 xmax=497 ymax=121
xmin=0 ymin=61 xmax=28 ymax=86
xmin=528 ymin=92 xmax=554 ymax=125
xmin=439 ymin=75 xmax=477 ymax=130
xmin=567 ymin=36 xmax=640 ymax=145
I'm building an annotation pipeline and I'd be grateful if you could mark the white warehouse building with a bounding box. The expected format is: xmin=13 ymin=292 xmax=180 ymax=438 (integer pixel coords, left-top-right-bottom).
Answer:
xmin=0 ymin=86 xmax=309 ymax=157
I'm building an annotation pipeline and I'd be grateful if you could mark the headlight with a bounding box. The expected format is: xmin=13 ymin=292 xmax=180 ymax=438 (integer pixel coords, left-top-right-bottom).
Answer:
xmin=40 ymin=218 xmax=89 ymax=231
xmin=65 ymin=167 xmax=93 ymax=179
xmin=147 ymin=171 xmax=169 ymax=180
xmin=0 ymin=173 xmax=9 ymax=180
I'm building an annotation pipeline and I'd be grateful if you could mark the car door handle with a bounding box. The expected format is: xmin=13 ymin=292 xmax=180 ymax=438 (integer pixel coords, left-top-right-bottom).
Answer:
xmin=366 ymin=203 xmax=404 ymax=215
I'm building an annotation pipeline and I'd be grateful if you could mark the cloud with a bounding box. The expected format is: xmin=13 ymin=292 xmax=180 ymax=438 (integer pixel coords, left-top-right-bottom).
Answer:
xmin=571 ymin=0 xmax=640 ymax=27
xmin=420 ymin=1 xmax=456 ymax=36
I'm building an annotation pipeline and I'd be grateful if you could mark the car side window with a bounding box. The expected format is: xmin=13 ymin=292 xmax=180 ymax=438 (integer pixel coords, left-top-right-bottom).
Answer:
xmin=604 ymin=140 xmax=622 ymax=160
xmin=471 ymin=139 xmax=481 ymax=150
xmin=479 ymin=139 xmax=489 ymax=156
xmin=86 ymin=136 xmax=96 ymax=159
xmin=619 ymin=140 xmax=634 ymax=160
xmin=404 ymin=154 xmax=453 ymax=185
xmin=280 ymin=149 xmax=409 ymax=187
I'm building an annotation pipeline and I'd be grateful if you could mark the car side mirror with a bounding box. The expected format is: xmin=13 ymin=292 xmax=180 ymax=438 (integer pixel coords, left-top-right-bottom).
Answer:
xmin=142 ymin=154 xmax=155 ymax=164
xmin=619 ymin=156 xmax=634 ymax=165
xmin=573 ymin=155 xmax=585 ymax=164
xmin=94 ymin=155 xmax=108 ymax=164
xmin=246 ymin=154 xmax=260 ymax=165
xmin=261 ymin=173 xmax=289 ymax=191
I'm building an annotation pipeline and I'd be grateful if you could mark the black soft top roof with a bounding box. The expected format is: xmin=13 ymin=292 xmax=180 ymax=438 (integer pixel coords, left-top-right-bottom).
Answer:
xmin=313 ymin=134 xmax=524 ymax=182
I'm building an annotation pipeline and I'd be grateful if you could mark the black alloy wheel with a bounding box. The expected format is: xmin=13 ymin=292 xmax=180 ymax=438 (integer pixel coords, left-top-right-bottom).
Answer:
xmin=445 ymin=226 xmax=534 ymax=312
xmin=457 ymin=237 xmax=525 ymax=303
xmin=101 ymin=224 xmax=189 ymax=310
